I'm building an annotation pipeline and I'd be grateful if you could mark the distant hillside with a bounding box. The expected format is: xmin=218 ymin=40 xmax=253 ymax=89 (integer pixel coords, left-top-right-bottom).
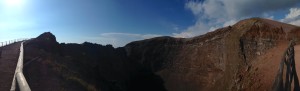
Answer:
xmin=22 ymin=17 xmax=300 ymax=91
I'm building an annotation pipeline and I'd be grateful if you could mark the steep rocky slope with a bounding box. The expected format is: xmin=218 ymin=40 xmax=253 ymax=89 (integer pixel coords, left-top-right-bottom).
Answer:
xmin=23 ymin=32 xmax=166 ymax=91
xmin=124 ymin=18 xmax=300 ymax=91
xmin=22 ymin=18 xmax=300 ymax=91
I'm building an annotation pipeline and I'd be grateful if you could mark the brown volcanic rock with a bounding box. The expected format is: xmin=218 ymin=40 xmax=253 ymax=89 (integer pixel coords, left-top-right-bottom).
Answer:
xmin=22 ymin=18 xmax=300 ymax=91
xmin=25 ymin=32 xmax=59 ymax=53
xmin=124 ymin=27 xmax=231 ymax=91
xmin=23 ymin=33 xmax=166 ymax=91
xmin=23 ymin=32 xmax=62 ymax=91
xmin=124 ymin=18 xmax=300 ymax=91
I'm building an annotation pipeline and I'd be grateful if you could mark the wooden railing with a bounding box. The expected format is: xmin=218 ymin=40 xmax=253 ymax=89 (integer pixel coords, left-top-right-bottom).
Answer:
xmin=272 ymin=40 xmax=300 ymax=91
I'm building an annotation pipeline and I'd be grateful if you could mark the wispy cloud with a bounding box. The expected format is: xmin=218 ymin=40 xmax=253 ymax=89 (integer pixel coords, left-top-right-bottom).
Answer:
xmin=174 ymin=0 xmax=299 ymax=38
xmin=86 ymin=33 xmax=162 ymax=47
xmin=281 ymin=8 xmax=300 ymax=26
xmin=172 ymin=21 xmax=209 ymax=38
xmin=100 ymin=33 xmax=162 ymax=39
xmin=100 ymin=1 xmax=300 ymax=47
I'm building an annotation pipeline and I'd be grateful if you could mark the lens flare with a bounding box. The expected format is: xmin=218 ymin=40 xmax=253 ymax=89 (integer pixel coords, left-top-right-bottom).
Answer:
xmin=4 ymin=0 xmax=25 ymax=7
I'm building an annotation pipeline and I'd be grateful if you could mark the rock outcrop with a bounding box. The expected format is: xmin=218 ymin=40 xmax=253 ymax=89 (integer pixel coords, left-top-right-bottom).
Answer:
xmin=22 ymin=18 xmax=300 ymax=91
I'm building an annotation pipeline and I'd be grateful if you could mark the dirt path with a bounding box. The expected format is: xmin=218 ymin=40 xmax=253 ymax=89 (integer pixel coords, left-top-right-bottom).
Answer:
xmin=241 ymin=41 xmax=289 ymax=91
xmin=0 ymin=42 xmax=22 ymax=91
xmin=244 ymin=43 xmax=300 ymax=91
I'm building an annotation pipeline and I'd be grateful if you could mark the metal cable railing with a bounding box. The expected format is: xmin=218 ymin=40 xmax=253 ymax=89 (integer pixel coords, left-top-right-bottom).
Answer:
xmin=10 ymin=42 xmax=31 ymax=91
xmin=272 ymin=40 xmax=300 ymax=91
xmin=0 ymin=38 xmax=28 ymax=47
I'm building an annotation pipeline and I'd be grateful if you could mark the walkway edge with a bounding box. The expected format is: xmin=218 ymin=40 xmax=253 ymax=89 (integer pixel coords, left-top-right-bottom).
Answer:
xmin=10 ymin=42 xmax=31 ymax=91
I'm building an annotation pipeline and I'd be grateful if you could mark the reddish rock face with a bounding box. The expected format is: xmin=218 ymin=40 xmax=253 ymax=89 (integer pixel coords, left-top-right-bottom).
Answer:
xmin=22 ymin=18 xmax=300 ymax=91
xmin=124 ymin=18 xmax=300 ymax=91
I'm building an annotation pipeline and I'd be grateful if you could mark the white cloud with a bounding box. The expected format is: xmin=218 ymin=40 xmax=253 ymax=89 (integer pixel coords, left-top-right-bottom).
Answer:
xmin=285 ymin=8 xmax=300 ymax=19
xmin=173 ymin=21 xmax=209 ymax=38
xmin=185 ymin=1 xmax=203 ymax=16
xmin=100 ymin=33 xmax=162 ymax=39
xmin=89 ymin=33 xmax=162 ymax=47
xmin=174 ymin=0 xmax=299 ymax=38
xmin=281 ymin=8 xmax=300 ymax=26
xmin=290 ymin=20 xmax=300 ymax=26
xmin=223 ymin=19 xmax=237 ymax=27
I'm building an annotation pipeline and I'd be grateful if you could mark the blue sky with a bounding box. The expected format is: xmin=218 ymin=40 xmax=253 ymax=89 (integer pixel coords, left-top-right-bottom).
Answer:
xmin=0 ymin=0 xmax=300 ymax=47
